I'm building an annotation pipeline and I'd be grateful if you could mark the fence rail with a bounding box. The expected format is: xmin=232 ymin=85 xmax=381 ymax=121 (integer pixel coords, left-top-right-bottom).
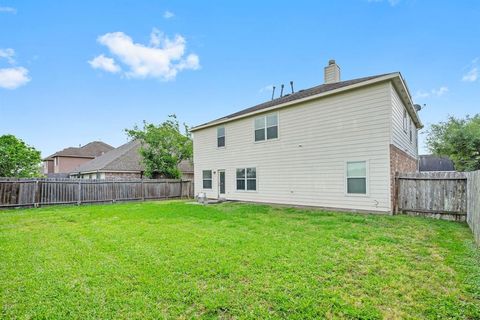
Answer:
xmin=0 ymin=178 xmax=193 ymax=208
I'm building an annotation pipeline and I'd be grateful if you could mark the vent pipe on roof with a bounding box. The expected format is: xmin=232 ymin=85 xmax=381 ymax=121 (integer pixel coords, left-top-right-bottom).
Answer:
xmin=280 ymin=84 xmax=284 ymax=98
xmin=271 ymin=86 xmax=276 ymax=101
xmin=290 ymin=81 xmax=294 ymax=94
xmin=324 ymin=59 xmax=341 ymax=84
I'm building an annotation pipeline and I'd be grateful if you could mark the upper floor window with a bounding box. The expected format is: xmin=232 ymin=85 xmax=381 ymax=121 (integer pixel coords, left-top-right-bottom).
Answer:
xmin=403 ymin=109 xmax=407 ymax=132
xmin=254 ymin=114 xmax=278 ymax=142
xmin=202 ymin=170 xmax=212 ymax=189
xmin=346 ymin=161 xmax=367 ymax=195
xmin=217 ymin=127 xmax=225 ymax=147
xmin=409 ymin=119 xmax=413 ymax=143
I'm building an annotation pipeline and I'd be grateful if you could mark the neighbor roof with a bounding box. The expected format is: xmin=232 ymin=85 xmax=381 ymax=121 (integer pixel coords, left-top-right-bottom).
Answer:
xmin=44 ymin=141 xmax=114 ymax=160
xmin=70 ymin=140 xmax=194 ymax=174
xmin=419 ymin=155 xmax=455 ymax=172
xmin=191 ymin=72 xmax=422 ymax=131
xmin=71 ymin=140 xmax=143 ymax=173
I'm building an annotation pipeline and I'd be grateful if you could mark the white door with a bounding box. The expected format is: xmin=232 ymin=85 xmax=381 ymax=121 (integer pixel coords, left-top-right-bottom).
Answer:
xmin=218 ymin=170 xmax=226 ymax=198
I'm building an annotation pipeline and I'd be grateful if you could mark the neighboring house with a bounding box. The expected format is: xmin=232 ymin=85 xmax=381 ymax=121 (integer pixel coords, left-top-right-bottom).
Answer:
xmin=43 ymin=141 xmax=114 ymax=176
xmin=69 ymin=140 xmax=194 ymax=180
xmin=419 ymin=155 xmax=455 ymax=172
xmin=191 ymin=60 xmax=422 ymax=213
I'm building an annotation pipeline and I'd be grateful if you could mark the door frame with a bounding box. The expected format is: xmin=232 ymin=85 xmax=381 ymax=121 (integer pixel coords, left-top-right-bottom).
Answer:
xmin=218 ymin=169 xmax=226 ymax=198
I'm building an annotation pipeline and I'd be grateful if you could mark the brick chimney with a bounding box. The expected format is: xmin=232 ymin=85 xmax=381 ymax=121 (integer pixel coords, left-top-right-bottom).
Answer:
xmin=324 ymin=59 xmax=341 ymax=84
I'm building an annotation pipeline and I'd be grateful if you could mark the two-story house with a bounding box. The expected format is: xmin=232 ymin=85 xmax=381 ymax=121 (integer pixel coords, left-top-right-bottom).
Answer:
xmin=43 ymin=141 xmax=113 ymax=176
xmin=191 ymin=60 xmax=422 ymax=213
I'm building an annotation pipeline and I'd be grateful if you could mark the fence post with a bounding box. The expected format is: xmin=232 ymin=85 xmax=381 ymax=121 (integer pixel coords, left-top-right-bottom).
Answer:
xmin=34 ymin=180 xmax=40 ymax=208
xmin=77 ymin=180 xmax=82 ymax=205
xmin=393 ymin=172 xmax=399 ymax=215
xmin=141 ymin=180 xmax=145 ymax=201
xmin=179 ymin=179 xmax=183 ymax=199
xmin=112 ymin=180 xmax=116 ymax=203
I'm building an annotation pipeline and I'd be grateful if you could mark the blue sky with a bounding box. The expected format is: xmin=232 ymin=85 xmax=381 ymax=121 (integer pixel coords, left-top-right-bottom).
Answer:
xmin=1 ymin=0 xmax=479 ymax=157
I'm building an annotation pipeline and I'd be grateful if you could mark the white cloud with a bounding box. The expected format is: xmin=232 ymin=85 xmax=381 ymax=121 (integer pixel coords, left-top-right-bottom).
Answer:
xmin=88 ymin=54 xmax=121 ymax=73
xmin=367 ymin=0 xmax=400 ymax=6
xmin=0 ymin=67 xmax=30 ymax=89
xmin=0 ymin=6 xmax=16 ymax=14
xmin=432 ymin=86 xmax=449 ymax=96
xmin=0 ymin=48 xmax=30 ymax=89
xmin=0 ymin=48 xmax=15 ymax=64
xmin=414 ymin=86 xmax=449 ymax=99
xmin=259 ymin=84 xmax=274 ymax=93
xmin=163 ymin=10 xmax=174 ymax=19
xmin=462 ymin=57 xmax=479 ymax=82
xmin=149 ymin=28 xmax=162 ymax=47
xmin=414 ymin=90 xmax=430 ymax=99
xmin=462 ymin=67 xmax=478 ymax=82
xmin=93 ymin=29 xmax=200 ymax=81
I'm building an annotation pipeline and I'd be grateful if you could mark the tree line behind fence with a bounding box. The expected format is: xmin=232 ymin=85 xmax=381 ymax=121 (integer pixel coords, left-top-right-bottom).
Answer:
xmin=0 ymin=178 xmax=194 ymax=208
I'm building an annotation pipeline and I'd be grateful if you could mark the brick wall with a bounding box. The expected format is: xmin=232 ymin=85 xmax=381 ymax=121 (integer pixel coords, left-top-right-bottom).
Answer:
xmin=104 ymin=172 xmax=142 ymax=180
xmin=390 ymin=144 xmax=418 ymax=213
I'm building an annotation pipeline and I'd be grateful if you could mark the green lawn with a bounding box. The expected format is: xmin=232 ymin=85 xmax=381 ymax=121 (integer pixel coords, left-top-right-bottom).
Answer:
xmin=0 ymin=201 xmax=479 ymax=319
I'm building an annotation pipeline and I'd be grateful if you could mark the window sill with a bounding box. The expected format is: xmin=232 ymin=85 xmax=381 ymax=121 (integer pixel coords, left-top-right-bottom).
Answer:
xmin=345 ymin=193 xmax=369 ymax=197
xmin=253 ymin=137 xmax=279 ymax=144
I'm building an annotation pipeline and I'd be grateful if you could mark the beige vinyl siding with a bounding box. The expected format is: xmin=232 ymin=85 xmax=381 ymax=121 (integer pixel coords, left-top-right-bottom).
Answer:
xmin=390 ymin=83 xmax=418 ymax=158
xmin=193 ymin=82 xmax=392 ymax=212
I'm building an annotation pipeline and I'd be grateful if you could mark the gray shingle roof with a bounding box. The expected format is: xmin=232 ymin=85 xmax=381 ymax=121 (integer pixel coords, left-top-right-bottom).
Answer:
xmin=71 ymin=140 xmax=194 ymax=174
xmin=71 ymin=140 xmax=142 ymax=173
xmin=192 ymin=73 xmax=394 ymax=130
xmin=44 ymin=141 xmax=114 ymax=160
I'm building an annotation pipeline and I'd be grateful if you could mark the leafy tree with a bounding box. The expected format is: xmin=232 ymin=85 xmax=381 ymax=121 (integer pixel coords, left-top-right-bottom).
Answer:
xmin=126 ymin=115 xmax=193 ymax=178
xmin=426 ymin=114 xmax=480 ymax=171
xmin=0 ymin=134 xmax=42 ymax=177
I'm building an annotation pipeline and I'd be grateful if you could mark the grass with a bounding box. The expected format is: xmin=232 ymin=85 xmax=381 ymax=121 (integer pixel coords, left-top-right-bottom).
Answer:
xmin=0 ymin=201 xmax=479 ymax=319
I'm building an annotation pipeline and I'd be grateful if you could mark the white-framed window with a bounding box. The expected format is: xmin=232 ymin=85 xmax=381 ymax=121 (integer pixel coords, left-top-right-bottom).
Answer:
xmin=236 ymin=167 xmax=256 ymax=191
xmin=202 ymin=170 xmax=212 ymax=189
xmin=346 ymin=161 xmax=367 ymax=195
xmin=409 ymin=119 xmax=413 ymax=143
xmin=415 ymin=128 xmax=418 ymax=147
xmin=254 ymin=113 xmax=278 ymax=142
xmin=54 ymin=157 xmax=58 ymax=166
xmin=217 ymin=126 xmax=225 ymax=148
xmin=403 ymin=109 xmax=407 ymax=133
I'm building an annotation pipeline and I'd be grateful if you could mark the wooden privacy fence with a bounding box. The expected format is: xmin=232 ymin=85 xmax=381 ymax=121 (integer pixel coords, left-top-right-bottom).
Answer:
xmin=0 ymin=178 xmax=194 ymax=208
xmin=395 ymin=171 xmax=468 ymax=220
xmin=395 ymin=170 xmax=480 ymax=245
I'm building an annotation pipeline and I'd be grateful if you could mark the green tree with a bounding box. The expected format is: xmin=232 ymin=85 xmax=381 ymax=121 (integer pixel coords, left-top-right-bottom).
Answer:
xmin=426 ymin=114 xmax=480 ymax=171
xmin=126 ymin=115 xmax=193 ymax=178
xmin=0 ymin=134 xmax=42 ymax=177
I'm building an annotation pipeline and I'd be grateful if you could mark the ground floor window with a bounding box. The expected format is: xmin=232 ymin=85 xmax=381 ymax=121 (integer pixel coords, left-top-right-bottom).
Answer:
xmin=236 ymin=167 xmax=256 ymax=191
xmin=202 ymin=170 xmax=212 ymax=189
xmin=346 ymin=161 xmax=367 ymax=194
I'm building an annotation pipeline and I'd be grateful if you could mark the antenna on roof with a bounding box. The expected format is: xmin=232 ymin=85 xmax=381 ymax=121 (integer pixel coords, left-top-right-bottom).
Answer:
xmin=271 ymin=86 xmax=276 ymax=101
xmin=280 ymin=84 xmax=284 ymax=98
xmin=290 ymin=81 xmax=294 ymax=94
